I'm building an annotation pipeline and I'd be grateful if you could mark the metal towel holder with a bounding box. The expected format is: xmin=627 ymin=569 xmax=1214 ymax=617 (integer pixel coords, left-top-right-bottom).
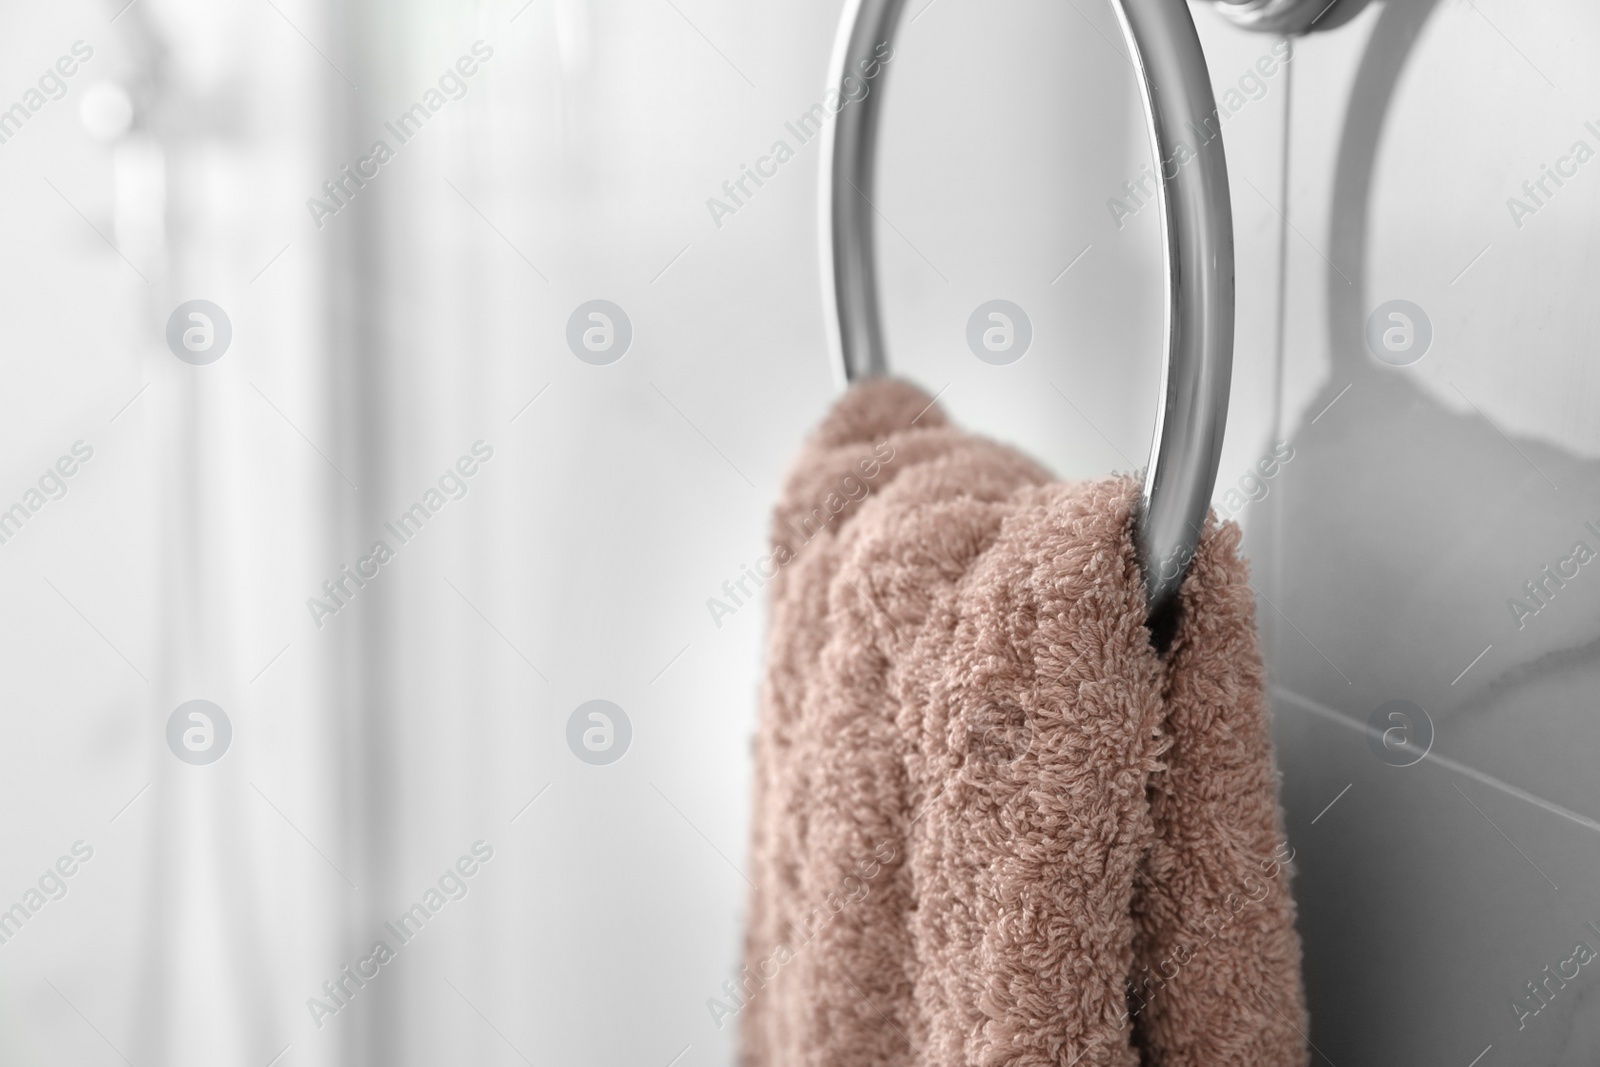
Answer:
xmin=820 ymin=0 xmax=1327 ymax=636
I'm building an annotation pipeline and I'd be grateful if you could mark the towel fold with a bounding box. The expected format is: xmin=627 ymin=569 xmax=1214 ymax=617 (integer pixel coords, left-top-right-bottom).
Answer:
xmin=740 ymin=380 xmax=1307 ymax=1067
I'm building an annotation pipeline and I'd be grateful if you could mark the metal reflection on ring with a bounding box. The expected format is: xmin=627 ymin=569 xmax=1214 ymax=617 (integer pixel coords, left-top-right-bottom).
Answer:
xmin=1206 ymin=0 xmax=1344 ymax=34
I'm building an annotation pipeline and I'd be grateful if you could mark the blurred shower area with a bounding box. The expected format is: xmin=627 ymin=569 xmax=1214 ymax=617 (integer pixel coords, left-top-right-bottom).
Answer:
xmin=1 ymin=0 xmax=1599 ymax=1064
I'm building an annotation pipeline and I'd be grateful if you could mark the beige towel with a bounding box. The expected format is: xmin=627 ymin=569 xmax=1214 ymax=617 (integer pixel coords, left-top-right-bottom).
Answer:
xmin=738 ymin=380 xmax=1307 ymax=1067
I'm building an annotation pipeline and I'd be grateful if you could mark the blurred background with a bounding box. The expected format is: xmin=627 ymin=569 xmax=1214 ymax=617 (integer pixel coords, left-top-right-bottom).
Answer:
xmin=0 ymin=0 xmax=1598 ymax=1063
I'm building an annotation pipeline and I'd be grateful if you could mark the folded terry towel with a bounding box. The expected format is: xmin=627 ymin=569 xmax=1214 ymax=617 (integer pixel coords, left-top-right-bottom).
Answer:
xmin=739 ymin=380 xmax=1307 ymax=1067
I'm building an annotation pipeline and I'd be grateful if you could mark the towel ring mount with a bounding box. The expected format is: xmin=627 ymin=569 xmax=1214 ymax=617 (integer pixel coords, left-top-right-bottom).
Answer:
xmin=822 ymin=0 xmax=1307 ymax=636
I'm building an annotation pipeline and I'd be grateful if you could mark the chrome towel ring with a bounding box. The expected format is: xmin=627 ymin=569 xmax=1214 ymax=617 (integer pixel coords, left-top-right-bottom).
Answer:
xmin=820 ymin=0 xmax=1249 ymax=633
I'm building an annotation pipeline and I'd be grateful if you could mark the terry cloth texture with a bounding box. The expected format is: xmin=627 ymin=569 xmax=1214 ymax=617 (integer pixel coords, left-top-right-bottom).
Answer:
xmin=738 ymin=379 xmax=1307 ymax=1067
